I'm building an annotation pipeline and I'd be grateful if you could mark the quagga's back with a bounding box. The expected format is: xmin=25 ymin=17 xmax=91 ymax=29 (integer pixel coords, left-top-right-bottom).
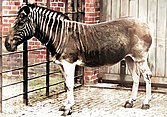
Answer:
xmin=5 ymin=4 xmax=152 ymax=116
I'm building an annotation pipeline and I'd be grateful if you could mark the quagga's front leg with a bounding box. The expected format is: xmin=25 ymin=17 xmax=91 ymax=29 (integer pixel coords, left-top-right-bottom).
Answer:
xmin=59 ymin=60 xmax=76 ymax=116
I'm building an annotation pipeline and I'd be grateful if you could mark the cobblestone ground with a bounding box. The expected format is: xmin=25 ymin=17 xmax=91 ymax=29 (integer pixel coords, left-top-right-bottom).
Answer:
xmin=1 ymin=85 xmax=167 ymax=117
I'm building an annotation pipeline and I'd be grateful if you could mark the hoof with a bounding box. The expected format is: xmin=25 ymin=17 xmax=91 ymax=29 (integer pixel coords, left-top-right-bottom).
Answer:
xmin=124 ymin=101 xmax=133 ymax=108
xmin=141 ymin=104 xmax=150 ymax=109
xmin=62 ymin=108 xmax=72 ymax=116
xmin=59 ymin=106 xmax=65 ymax=111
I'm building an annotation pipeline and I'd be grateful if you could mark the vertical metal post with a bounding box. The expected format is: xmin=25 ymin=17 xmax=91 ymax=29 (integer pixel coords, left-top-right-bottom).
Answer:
xmin=46 ymin=49 xmax=50 ymax=97
xmin=80 ymin=0 xmax=85 ymax=84
xmin=23 ymin=0 xmax=28 ymax=105
xmin=46 ymin=0 xmax=50 ymax=97
xmin=72 ymin=0 xmax=79 ymax=21
xmin=120 ymin=60 xmax=126 ymax=86
xmin=81 ymin=0 xmax=85 ymax=23
xmin=46 ymin=0 xmax=50 ymax=8
xmin=65 ymin=0 xmax=68 ymax=13
xmin=72 ymin=0 xmax=85 ymax=85
xmin=23 ymin=41 xmax=28 ymax=105
xmin=23 ymin=0 xmax=28 ymax=4
xmin=0 ymin=0 xmax=3 ymax=112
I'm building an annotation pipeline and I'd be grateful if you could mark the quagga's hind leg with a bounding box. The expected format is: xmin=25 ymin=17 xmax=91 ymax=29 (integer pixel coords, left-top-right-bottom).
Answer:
xmin=59 ymin=60 xmax=76 ymax=116
xmin=139 ymin=60 xmax=152 ymax=109
xmin=124 ymin=56 xmax=140 ymax=108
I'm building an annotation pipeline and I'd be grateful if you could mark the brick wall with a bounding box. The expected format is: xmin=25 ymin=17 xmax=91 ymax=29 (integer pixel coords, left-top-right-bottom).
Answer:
xmin=1 ymin=0 xmax=101 ymax=84
xmin=2 ymin=0 xmax=20 ymax=36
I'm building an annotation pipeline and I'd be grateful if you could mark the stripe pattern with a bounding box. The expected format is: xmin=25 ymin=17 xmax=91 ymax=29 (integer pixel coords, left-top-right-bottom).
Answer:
xmin=28 ymin=5 xmax=88 ymax=56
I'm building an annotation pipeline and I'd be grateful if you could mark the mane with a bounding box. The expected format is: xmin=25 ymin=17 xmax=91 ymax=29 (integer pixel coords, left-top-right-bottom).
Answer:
xmin=34 ymin=4 xmax=70 ymax=20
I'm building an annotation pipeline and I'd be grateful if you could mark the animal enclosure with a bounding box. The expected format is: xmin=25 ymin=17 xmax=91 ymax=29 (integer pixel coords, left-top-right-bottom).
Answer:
xmin=100 ymin=0 xmax=167 ymax=86
xmin=0 ymin=0 xmax=166 ymax=114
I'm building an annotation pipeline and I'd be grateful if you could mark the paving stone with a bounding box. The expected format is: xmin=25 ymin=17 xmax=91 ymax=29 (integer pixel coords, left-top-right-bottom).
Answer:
xmin=1 ymin=86 xmax=167 ymax=117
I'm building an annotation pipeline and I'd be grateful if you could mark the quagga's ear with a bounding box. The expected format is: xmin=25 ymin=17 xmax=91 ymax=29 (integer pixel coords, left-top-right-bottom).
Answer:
xmin=19 ymin=4 xmax=34 ymax=18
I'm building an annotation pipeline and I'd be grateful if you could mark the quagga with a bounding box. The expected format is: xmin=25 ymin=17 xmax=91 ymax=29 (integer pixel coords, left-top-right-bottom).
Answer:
xmin=5 ymin=4 xmax=152 ymax=116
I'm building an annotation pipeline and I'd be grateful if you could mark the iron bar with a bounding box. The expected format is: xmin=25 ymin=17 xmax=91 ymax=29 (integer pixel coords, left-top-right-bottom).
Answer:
xmin=46 ymin=49 xmax=50 ymax=96
xmin=79 ymin=0 xmax=85 ymax=84
xmin=1 ymin=51 xmax=24 ymax=56
xmin=2 ymin=80 xmax=24 ymax=88
xmin=23 ymin=0 xmax=28 ymax=105
xmin=28 ymin=82 xmax=64 ymax=93
xmin=23 ymin=0 xmax=28 ymax=4
xmin=28 ymin=62 xmax=47 ymax=68
xmin=26 ymin=47 xmax=46 ymax=52
xmin=81 ymin=0 xmax=85 ymax=23
xmin=65 ymin=0 xmax=68 ymax=12
xmin=23 ymin=40 xmax=28 ymax=105
xmin=46 ymin=0 xmax=50 ymax=97
xmin=2 ymin=14 xmax=17 ymax=17
xmin=64 ymin=12 xmax=84 ymax=15
xmin=71 ymin=0 xmax=84 ymax=85
xmin=1 ymin=47 xmax=46 ymax=56
xmin=28 ymin=71 xmax=61 ymax=80
xmin=2 ymin=93 xmax=24 ymax=101
xmin=2 ymin=67 xmax=23 ymax=74
xmin=72 ymin=0 xmax=79 ymax=21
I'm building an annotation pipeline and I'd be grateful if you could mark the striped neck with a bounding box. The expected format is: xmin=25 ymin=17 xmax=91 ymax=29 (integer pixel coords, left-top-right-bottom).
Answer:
xmin=31 ymin=6 xmax=70 ymax=56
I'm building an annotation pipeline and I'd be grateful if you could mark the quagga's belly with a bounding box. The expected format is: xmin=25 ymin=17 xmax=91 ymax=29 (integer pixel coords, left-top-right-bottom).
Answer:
xmin=82 ymin=49 xmax=126 ymax=67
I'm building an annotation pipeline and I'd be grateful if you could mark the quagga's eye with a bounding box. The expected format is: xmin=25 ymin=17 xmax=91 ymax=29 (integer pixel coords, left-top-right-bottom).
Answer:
xmin=18 ymin=21 xmax=25 ymax=26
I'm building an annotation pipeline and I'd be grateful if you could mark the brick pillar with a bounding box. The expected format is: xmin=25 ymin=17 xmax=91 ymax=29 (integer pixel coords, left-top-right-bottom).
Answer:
xmin=85 ymin=0 xmax=100 ymax=24
xmin=84 ymin=0 xmax=100 ymax=85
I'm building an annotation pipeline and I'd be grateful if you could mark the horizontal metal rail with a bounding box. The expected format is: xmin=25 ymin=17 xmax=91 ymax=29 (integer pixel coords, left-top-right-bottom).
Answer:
xmin=2 ymin=67 xmax=24 ymax=74
xmin=2 ymin=14 xmax=17 ymax=17
xmin=2 ymin=61 xmax=51 ymax=74
xmin=65 ymin=11 xmax=85 ymax=14
xmin=2 ymin=51 xmax=24 ymax=56
xmin=3 ymin=93 xmax=24 ymax=101
xmin=27 ymin=47 xmax=46 ymax=52
xmin=28 ymin=61 xmax=48 ymax=68
xmin=2 ymin=80 xmax=23 ymax=88
xmin=1 ymin=47 xmax=46 ymax=56
xmin=28 ymin=80 xmax=64 ymax=93
xmin=27 ymin=71 xmax=61 ymax=81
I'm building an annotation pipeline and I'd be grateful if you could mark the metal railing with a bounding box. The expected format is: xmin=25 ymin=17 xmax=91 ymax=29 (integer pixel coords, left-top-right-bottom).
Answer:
xmin=1 ymin=39 xmax=84 ymax=105
xmin=0 ymin=0 xmax=85 ymax=112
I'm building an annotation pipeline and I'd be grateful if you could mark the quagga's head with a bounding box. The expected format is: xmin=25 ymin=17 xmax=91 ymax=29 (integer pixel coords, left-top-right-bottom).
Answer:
xmin=5 ymin=4 xmax=35 ymax=52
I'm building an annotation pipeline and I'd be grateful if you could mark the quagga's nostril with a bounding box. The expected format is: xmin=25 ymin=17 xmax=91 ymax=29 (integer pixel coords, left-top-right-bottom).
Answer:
xmin=5 ymin=36 xmax=17 ymax=52
xmin=5 ymin=41 xmax=12 ymax=51
xmin=5 ymin=37 xmax=10 ymax=49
